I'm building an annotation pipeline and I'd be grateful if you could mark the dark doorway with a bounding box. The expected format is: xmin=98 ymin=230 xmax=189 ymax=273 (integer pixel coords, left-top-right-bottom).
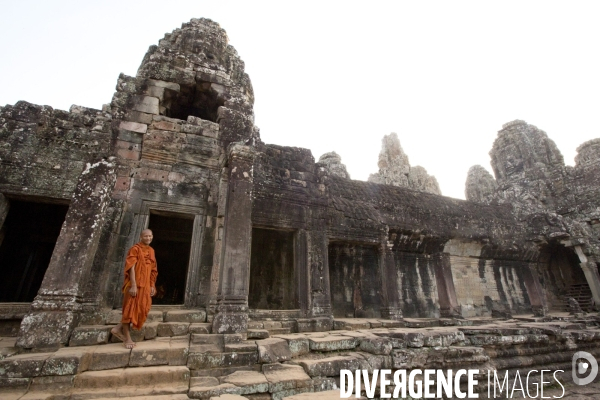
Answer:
xmin=249 ymin=228 xmax=297 ymax=309
xmin=0 ymin=200 xmax=68 ymax=302
xmin=147 ymin=212 xmax=194 ymax=305
xmin=329 ymin=243 xmax=382 ymax=318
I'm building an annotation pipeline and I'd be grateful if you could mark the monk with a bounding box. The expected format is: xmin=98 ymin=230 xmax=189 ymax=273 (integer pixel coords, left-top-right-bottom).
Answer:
xmin=111 ymin=229 xmax=158 ymax=349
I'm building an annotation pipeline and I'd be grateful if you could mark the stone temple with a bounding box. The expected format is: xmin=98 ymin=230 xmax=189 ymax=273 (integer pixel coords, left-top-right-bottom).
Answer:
xmin=1 ymin=18 xmax=600 ymax=399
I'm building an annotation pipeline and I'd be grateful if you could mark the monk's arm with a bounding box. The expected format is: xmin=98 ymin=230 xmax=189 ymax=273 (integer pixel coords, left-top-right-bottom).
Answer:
xmin=150 ymin=260 xmax=158 ymax=296
xmin=128 ymin=265 xmax=137 ymax=296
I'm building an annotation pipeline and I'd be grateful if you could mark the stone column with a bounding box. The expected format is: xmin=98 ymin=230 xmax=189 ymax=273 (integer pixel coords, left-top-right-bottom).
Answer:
xmin=521 ymin=263 xmax=548 ymax=317
xmin=17 ymin=159 xmax=116 ymax=349
xmin=434 ymin=253 xmax=462 ymax=318
xmin=0 ymin=193 xmax=9 ymax=247
xmin=308 ymin=230 xmax=331 ymax=317
xmin=379 ymin=241 xmax=403 ymax=320
xmin=207 ymin=167 xmax=229 ymax=321
xmin=574 ymin=245 xmax=600 ymax=308
xmin=295 ymin=229 xmax=310 ymax=316
xmin=212 ymin=145 xmax=255 ymax=334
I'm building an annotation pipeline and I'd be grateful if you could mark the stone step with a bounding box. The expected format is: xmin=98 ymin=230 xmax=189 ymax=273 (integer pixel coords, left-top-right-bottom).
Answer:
xmin=105 ymin=310 xmax=164 ymax=325
xmin=271 ymin=334 xmax=310 ymax=358
xmin=164 ymin=309 xmax=207 ymax=323
xmin=307 ymin=335 xmax=359 ymax=352
xmin=291 ymin=355 xmax=366 ymax=377
xmin=266 ymin=328 xmax=292 ymax=335
xmin=69 ymin=325 xmax=112 ymax=347
xmin=187 ymin=350 xmax=258 ymax=370
xmin=5 ymin=391 xmax=191 ymax=400
xmin=284 ymin=389 xmax=360 ymax=399
xmin=188 ymin=366 xmax=323 ymax=400
xmin=247 ymin=329 xmax=270 ymax=340
xmin=70 ymin=365 xmax=190 ymax=398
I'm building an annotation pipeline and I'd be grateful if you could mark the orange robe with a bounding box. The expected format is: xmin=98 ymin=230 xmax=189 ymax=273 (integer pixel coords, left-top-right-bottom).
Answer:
xmin=121 ymin=243 xmax=158 ymax=329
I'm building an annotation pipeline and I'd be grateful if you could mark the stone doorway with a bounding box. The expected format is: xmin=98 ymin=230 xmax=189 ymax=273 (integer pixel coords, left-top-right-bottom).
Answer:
xmin=328 ymin=243 xmax=382 ymax=318
xmin=249 ymin=228 xmax=297 ymax=310
xmin=147 ymin=212 xmax=194 ymax=305
xmin=0 ymin=199 xmax=68 ymax=302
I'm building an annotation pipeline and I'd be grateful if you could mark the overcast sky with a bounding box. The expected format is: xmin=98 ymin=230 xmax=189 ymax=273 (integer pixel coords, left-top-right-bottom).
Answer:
xmin=1 ymin=1 xmax=599 ymax=199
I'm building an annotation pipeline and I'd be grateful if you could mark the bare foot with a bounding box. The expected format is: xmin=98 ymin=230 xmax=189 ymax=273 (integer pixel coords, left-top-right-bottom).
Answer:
xmin=111 ymin=327 xmax=126 ymax=342
xmin=124 ymin=339 xmax=136 ymax=349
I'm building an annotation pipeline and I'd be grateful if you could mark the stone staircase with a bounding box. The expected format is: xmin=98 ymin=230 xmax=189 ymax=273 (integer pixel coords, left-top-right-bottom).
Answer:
xmin=561 ymin=283 xmax=594 ymax=312
xmin=1 ymin=313 xmax=600 ymax=399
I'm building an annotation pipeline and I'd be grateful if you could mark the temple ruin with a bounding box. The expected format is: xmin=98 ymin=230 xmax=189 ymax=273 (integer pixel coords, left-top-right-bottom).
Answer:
xmin=1 ymin=18 xmax=600 ymax=399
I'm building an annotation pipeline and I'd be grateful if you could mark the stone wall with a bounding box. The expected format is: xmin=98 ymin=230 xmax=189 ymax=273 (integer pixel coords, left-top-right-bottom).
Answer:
xmin=465 ymin=119 xmax=600 ymax=311
xmin=0 ymin=102 xmax=112 ymax=200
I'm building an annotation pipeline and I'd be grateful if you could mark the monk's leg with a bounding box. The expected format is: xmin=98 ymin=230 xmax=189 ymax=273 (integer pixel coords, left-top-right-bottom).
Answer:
xmin=122 ymin=323 xmax=135 ymax=349
xmin=110 ymin=323 xmax=126 ymax=342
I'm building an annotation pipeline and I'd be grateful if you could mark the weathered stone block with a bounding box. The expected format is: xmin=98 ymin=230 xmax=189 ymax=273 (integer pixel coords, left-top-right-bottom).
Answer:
xmin=270 ymin=335 xmax=308 ymax=358
xmin=247 ymin=329 xmax=269 ymax=340
xmin=0 ymin=352 xmax=51 ymax=378
xmin=144 ymin=322 xmax=159 ymax=340
xmin=222 ymin=370 xmax=269 ymax=395
xmin=88 ymin=343 xmax=131 ymax=371
xmin=263 ymin=363 xmax=311 ymax=393
xmin=224 ymin=342 xmax=257 ymax=353
xmin=30 ymin=374 xmax=75 ymax=392
xmin=359 ymin=337 xmax=392 ymax=355
xmin=157 ymin=322 xmax=190 ymax=337
xmin=69 ymin=325 xmax=111 ymax=347
xmin=293 ymin=355 xmax=365 ymax=377
xmin=189 ymin=382 xmax=240 ymax=399
xmin=119 ymin=120 xmax=148 ymax=134
xmin=129 ymin=339 xmax=170 ymax=367
xmin=188 ymin=323 xmax=212 ymax=336
xmin=308 ymin=336 xmax=357 ymax=352
xmin=256 ymin=338 xmax=291 ymax=363
xmin=392 ymin=348 xmax=430 ymax=369
xmin=182 ymin=124 xmax=203 ymax=135
xmin=41 ymin=347 xmax=93 ymax=376
xmin=73 ymin=365 xmax=190 ymax=390
xmin=192 ymin=333 xmax=224 ymax=346
xmin=148 ymin=79 xmax=181 ymax=92
xmin=165 ymin=310 xmax=207 ymax=323
xmin=131 ymin=95 xmax=159 ymax=115
xmin=187 ymin=352 xmax=258 ymax=370
xmin=125 ymin=110 xmax=153 ymax=125
xmin=0 ymin=377 xmax=30 ymax=389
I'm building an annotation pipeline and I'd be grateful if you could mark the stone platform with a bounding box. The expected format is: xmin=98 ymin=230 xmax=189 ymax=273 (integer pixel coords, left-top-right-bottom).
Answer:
xmin=1 ymin=313 xmax=600 ymax=399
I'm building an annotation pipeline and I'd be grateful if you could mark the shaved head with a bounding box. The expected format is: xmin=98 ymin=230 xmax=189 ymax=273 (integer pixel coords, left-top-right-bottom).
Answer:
xmin=140 ymin=229 xmax=153 ymax=245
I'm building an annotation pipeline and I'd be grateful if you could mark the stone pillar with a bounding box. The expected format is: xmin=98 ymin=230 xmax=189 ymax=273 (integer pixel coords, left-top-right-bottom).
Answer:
xmin=295 ymin=229 xmax=310 ymax=316
xmin=521 ymin=263 xmax=548 ymax=317
xmin=17 ymin=159 xmax=116 ymax=349
xmin=574 ymin=245 xmax=600 ymax=308
xmin=0 ymin=193 xmax=9 ymax=247
xmin=308 ymin=230 xmax=332 ymax=317
xmin=207 ymin=167 xmax=229 ymax=321
xmin=434 ymin=253 xmax=462 ymax=318
xmin=379 ymin=241 xmax=403 ymax=320
xmin=212 ymin=145 xmax=255 ymax=334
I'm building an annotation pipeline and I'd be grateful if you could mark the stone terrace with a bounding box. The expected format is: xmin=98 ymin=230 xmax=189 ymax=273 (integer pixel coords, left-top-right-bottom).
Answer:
xmin=2 ymin=310 xmax=600 ymax=399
